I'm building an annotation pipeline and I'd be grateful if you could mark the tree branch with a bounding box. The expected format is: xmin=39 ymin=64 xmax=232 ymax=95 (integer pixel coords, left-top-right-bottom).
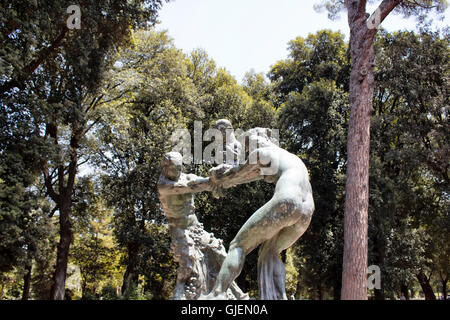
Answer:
xmin=373 ymin=0 xmax=403 ymax=27
xmin=86 ymin=94 xmax=104 ymax=114
xmin=48 ymin=205 xmax=59 ymax=218
xmin=346 ymin=0 xmax=368 ymax=25
xmin=358 ymin=0 xmax=368 ymax=17
xmin=43 ymin=166 xmax=60 ymax=203
xmin=0 ymin=25 xmax=69 ymax=96
xmin=83 ymin=117 xmax=102 ymax=136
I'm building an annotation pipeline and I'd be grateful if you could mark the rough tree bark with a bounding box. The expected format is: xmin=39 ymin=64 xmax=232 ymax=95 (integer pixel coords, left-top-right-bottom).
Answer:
xmin=341 ymin=0 xmax=400 ymax=300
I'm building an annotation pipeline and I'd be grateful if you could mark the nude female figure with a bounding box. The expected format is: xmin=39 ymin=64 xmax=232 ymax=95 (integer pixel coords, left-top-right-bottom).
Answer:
xmin=201 ymin=128 xmax=315 ymax=300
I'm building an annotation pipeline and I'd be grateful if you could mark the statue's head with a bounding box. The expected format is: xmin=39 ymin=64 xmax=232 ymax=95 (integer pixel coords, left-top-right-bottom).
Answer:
xmin=212 ymin=119 xmax=233 ymax=135
xmin=161 ymin=152 xmax=183 ymax=181
xmin=244 ymin=127 xmax=277 ymax=151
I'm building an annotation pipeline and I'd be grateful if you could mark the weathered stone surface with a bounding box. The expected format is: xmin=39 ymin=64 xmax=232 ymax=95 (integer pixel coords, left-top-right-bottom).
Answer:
xmin=170 ymin=221 xmax=247 ymax=300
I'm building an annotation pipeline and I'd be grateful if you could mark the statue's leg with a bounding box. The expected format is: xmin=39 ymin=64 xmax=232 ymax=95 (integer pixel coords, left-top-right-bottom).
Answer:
xmin=258 ymin=238 xmax=279 ymax=299
xmin=272 ymin=253 xmax=287 ymax=300
xmin=201 ymin=201 xmax=280 ymax=299
xmin=211 ymin=245 xmax=246 ymax=297
xmin=274 ymin=215 xmax=312 ymax=253
xmin=257 ymin=234 xmax=290 ymax=300
xmin=208 ymin=242 xmax=248 ymax=299
xmin=230 ymin=200 xmax=289 ymax=253
xmin=204 ymin=199 xmax=308 ymax=299
xmin=270 ymin=216 xmax=312 ymax=299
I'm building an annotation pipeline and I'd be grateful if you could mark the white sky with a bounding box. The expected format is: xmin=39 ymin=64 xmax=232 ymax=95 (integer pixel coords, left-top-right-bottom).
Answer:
xmin=156 ymin=0 xmax=449 ymax=83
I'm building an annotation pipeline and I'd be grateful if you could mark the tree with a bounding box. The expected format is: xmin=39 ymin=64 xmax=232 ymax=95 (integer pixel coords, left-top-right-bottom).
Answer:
xmin=370 ymin=28 xmax=449 ymax=299
xmin=0 ymin=0 xmax=167 ymax=96
xmin=268 ymin=27 xmax=447 ymax=299
xmin=70 ymin=177 xmax=122 ymax=298
xmin=269 ymin=29 xmax=349 ymax=106
xmin=278 ymin=80 xmax=349 ymax=299
xmin=269 ymin=30 xmax=349 ymax=299
xmin=96 ymin=30 xmax=279 ymax=299
xmin=188 ymin=56 xmax=278 ymax=297
xmin=94 ymin=30 xmax=199 ymax=298
xmin=0 ymin=101 xmax=56 ymax=300
xmin=1 ymin=0 xmax=169 ymax=300
xmin=315 ymin=0 xmax=447 ymax=299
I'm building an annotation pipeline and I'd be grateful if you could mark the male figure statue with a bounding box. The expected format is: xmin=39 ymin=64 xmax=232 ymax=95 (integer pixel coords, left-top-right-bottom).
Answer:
xmin=209 ymin=119 xmax=242 ymax=198
xmin=212 ymin=119 xmax=242 ymax=166
xmin=157 ymin=152 xmax=247 ymax=300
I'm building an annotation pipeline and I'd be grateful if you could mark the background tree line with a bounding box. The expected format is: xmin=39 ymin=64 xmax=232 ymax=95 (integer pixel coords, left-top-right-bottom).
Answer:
xmin=0 ymin=1 xmax=448 ymax=300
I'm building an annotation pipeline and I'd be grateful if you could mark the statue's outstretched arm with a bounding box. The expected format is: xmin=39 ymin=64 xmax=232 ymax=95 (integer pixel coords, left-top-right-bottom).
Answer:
xmin=211 ymin=154 xmax=264 ymax=189
xmin=158 ymin=176 xmax=213 ymax=195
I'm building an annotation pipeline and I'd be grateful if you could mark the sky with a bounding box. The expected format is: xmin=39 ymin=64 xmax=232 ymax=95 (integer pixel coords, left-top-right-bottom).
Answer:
xmin=156 ymin=0 xmax=449 ymax=83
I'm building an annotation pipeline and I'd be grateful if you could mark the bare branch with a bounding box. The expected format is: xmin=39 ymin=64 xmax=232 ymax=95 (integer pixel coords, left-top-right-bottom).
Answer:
xmin=43 ymin=165 xmax=60 ymax=203
xmin=83 ymin=116 xmax=102 ymax=136
xmin=374 ymin=0 xmax=403 ymax=26
xmin=85 ymin=94 xmax=104 ymax=114
xmin=48 ymin=205 xmax=59 ymax=218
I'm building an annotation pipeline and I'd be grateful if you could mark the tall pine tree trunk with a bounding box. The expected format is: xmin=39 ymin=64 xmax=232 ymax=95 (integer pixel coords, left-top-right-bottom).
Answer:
xmin=341 ymin=6 xmax=376 ymax=301
xmin=341 ymin=0 xmax=401 ymax=300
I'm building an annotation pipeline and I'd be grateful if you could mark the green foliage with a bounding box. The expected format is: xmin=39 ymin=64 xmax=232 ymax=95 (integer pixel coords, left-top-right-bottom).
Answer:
xmin=368 ymin=29 xmax=449 ymax=299
xmin=271 ymin=31 xmax=349 ymax=298
xmin=1 ymin=0 xmax=169 ymax=299
xmin=94 ymin=30 xmax=202 ymax=299
xmin=122 ymin=281 xmax=153 ymax=300
xmin=285 ymin=247 xmax=300 ymax=297
xmin=70 ymin=177 xmax=123 ymax=298
xmin=0 ymin=144 xmax=55 ymax=285
xmin=272 ymin=27 xmax=448 ymax=299
xmin=100 ymin=284 xmax=120 ymax=300
xmin=373 ymin=29 xmax=449 ymax=184
xmin=268 ymin=30 xmax=349 ymax=107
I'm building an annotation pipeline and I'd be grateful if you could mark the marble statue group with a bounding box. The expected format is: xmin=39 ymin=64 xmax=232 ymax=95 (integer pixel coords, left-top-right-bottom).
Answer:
xmin=157 ymin=119 xmax=314 ymax=300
